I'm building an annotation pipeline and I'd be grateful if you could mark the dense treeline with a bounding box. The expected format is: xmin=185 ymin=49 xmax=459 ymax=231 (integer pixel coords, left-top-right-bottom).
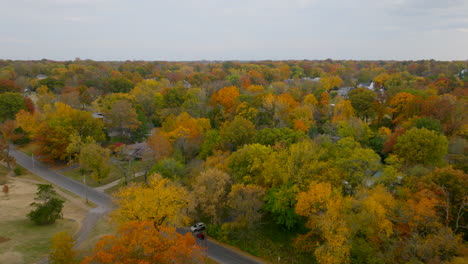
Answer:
xmin=0 ymin=59 xmax=467 ymax=263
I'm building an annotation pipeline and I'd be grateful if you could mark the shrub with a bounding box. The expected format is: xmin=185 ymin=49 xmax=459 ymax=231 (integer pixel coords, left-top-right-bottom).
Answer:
xmin=27 ymin=184 xmax=64 ymax=225
xmin=13 ymin=166 xmax=24 ymax=176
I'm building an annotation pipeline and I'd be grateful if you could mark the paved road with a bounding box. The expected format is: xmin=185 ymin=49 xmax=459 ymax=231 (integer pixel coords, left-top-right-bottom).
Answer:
xmin=11 ymin=148 xmax=265 ymax=264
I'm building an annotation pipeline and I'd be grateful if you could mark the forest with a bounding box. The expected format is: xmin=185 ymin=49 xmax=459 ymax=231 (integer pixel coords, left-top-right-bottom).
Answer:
xmin=0 ymin=59 xmax=467 ymax=264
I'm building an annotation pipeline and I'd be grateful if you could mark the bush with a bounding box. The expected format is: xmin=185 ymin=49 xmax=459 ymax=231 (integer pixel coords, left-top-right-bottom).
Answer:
xmin=13 ymin=166 xmax=24 ymax=176
xmin=27 ymin=184 xmax=64 ymax=225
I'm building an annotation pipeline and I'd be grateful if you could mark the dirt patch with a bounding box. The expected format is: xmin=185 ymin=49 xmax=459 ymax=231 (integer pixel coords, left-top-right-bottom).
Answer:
xmin=0 ymin=236 xmax=10 ymax=244
xmin=0 ymin=251 xmax=24 ymax=264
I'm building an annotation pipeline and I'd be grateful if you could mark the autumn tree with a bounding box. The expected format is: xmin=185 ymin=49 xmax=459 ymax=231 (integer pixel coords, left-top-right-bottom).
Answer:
xmin=79 ymin=142 xmax=110 ymax=183
xmin=227 ymin=143 xmax=272 ymax=185
xmin=49 ymin=232 xmax=77 ymax=264
xmin=81 ymin=221 xmax=203 ymax=264
xmin=0 ymin=79 xmax=21 ymax=93
xmin=160 ymin=112 xmax=210 ymax=158
xmin=210 ymin=86 xmax=240 ymax=116
xmin=147 ymin=129 xmax=173 ymax=161
xmin=103 ymin=99 xmax=141 ymax=138
xmin=389 ymin=92 xmax=416 ymax=124
xmin=192 ymin=168 xmax=232 ymax=224
xmin=35 ymin=103 xmax=105 ymax=161
xmin=320 ymin=75 xmax=343 ymax=91
xmin=332 ymin=99 xmax=355 ymax=123
xmin=394 ymin=127 xmax=448 ymax=165
xmin=112 ymin=174 xmax=190 ymax=227
xmin=0 ymin=120 xmax=21 ymax=169
xmin=227 ymin=184 xmax=265 ymax=229
xmin=423 ymin=167 xmax=468 ymax=233
xmin=295 ymin=181 xmax=351 ymax=264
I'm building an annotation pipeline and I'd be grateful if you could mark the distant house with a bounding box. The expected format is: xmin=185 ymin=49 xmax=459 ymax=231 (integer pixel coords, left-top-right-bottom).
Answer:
xmin=36 ymin=74 xmax=48 ymax=80
xmin=300 ymin=77 xmax=320 ymax=82
xmin=92 ymin=113 xmax=104 ymax=119
xmin=337 ymin=87 xmax=354 ymax=98
xmin=121 ymin=142 xmax=151 ymax=160
xmin=459 ymin=69 xmax=468 ymax=78
xmin=183 ymin=80 xmax=191 ymax=88
xmin=358 ymin=81 xmax=375 ymax=91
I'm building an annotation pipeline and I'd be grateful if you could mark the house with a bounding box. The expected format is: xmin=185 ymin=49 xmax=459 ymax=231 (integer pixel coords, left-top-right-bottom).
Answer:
xmin=337 ymin=86 xmax=354 ymax=97
xmin=92 ymin=113 xmax=104 ymax=119
xmin=358 ymin=81 xmax=375 ymax=91
xmin=36 ymin=74 xmax=48 ymax=80
xmin=121 ymin=142 xmax=151 ymax=160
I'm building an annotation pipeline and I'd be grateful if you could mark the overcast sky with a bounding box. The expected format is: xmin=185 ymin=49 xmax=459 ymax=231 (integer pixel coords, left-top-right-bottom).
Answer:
xmin=1 ymin=0 xmax=467 ymax=61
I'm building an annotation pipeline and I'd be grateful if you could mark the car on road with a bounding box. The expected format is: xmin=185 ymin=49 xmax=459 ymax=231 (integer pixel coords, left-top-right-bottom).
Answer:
xmin=190 ymin=222 xmax=205 ymax=232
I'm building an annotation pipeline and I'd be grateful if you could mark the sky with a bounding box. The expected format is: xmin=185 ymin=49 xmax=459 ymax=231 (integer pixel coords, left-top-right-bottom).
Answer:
xmin=0 ymin=0 xmax=467 ymax=61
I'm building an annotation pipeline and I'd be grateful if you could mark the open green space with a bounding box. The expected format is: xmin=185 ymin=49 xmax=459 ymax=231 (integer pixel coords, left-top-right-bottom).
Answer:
xmin=63 ymin=164 xmax=123 ymax=187
xmin=0 ymin=219 xmax=78 ymax=264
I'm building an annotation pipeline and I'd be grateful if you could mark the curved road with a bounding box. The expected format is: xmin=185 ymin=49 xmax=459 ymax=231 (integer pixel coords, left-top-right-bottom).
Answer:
xmin=11 ymin=148 xmax=265 ymax=264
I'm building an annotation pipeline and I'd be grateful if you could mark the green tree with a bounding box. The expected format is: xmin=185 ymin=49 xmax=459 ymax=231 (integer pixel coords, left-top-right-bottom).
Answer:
xmin=220 ymin=116 xmax=256 ymax=150
xmin=253 ymin=127 xmax=305 ymax=146
xmin=227 ymin=143 xmax=272 ymax=185
xmin=0 ymin=92 xmax=26 ymax=122
xmin=414 ymin=116 xmax=442 ymax=133
xmin=395 ymin=127 xmax=448 ymax=165
xmin=49 ymin=232 xmax=76 ymax=264
xmin=348 ymin=88 xmax=376 ymax=122
xmin=79 ymin=142 xmax=111 ymax=183
xmin=150 ymin=158 xmax=186 ymax=180
xmin=28 ymin=184 xmax=64 ymax=225
xmin=199 ymin=129 xmax=222 ymax=159
xmin=264 ymin=183 xmax=301 ymax=230
xmin=108 ymin=76 xmax=134 ymax=93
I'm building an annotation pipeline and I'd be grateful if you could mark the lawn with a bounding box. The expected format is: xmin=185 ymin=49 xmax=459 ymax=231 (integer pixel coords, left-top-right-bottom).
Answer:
xmin=63 ymin=164 xmax=123 ymax=187
xmin=0 ymin=167 xmax=86 ymax=264
xmin=0 ymin=219 xmax=77 ymax=264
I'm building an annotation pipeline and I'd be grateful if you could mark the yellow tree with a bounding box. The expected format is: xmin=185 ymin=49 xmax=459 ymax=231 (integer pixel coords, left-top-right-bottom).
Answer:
xmin=320 ymin=76 xmax=343 ymax=91
xmin=49 ymin=232 xmax=77 ymax=264
xmin=332 ymin=99 xmax=355 ymax=123
xmin=295 ymin=181 xmax=351 ymax=264
xmin=389 ymin=92 xmax=415 ymax=123
xmin=112 ymin=174 xmax=191 ymax=227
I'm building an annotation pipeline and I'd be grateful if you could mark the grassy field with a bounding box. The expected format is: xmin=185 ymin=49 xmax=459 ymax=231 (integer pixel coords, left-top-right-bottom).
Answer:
xmin=0 ymin=165 xmax=87 ymax=264
xmin=63 ymin=164 xmax=123 ymax=187
xmin=0 ymin=219 xmax=77 ymax=264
